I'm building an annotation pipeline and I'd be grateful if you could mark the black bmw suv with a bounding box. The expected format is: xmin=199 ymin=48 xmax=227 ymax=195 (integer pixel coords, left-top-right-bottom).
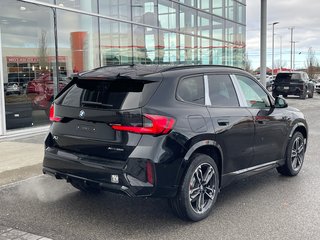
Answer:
xmin=44 ymin=65 xmax=308 ymax=221
xmin=272 ymin=71 xmax=314 ymax=99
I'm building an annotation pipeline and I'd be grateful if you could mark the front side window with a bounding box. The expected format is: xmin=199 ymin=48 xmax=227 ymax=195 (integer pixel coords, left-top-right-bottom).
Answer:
xmin=207 ymin=74 xmax=239 ymax=107
xmin=176 ymin=76 xmax=204 ymax=104
xmin=236 ymin=75 xmax=270 ymax=108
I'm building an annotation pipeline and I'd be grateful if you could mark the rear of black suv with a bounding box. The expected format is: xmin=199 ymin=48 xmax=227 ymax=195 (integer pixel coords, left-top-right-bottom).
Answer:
xmin=272 ymin=71 xmax=314 ymax=99
xmin=43 ymin=65 xmax=184 ymax=198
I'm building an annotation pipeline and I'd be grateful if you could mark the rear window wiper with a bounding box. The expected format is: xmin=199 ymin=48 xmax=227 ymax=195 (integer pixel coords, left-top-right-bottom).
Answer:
xmin=81 ymin=100 xmax=113 ymax=108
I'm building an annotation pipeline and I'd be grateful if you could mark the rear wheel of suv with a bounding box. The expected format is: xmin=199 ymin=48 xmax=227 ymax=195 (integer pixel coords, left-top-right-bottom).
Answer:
xmin=169 ymin=153 xmax=219 ymax=221
xmin=282 ymin=94 xmax=288 ymax=98
xmin=300 ymin=89 xmax=307 ymax=99
xmin=277 ymin=132 xmax=305 ymax=176
xmin=308 ymin=89 xmax=314 ymax=98
xmin=272 ymin=92 xmax=278 ymax=98
xmin=70 ymin=179 xmax=101 ymax=194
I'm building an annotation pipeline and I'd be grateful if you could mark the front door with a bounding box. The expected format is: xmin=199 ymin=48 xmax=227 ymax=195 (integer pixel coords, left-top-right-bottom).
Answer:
xmin=234 ymin=75 xmax=289 ymax=166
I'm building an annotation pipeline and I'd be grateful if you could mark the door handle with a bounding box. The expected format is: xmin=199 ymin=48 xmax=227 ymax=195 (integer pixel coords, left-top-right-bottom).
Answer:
xmin=217 ymin=119 xmax=229 ymax=126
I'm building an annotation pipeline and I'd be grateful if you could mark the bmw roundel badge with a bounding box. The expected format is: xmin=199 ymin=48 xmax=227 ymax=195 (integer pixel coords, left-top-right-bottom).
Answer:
xmin=79 ymin=110 xmax=85 ymax=119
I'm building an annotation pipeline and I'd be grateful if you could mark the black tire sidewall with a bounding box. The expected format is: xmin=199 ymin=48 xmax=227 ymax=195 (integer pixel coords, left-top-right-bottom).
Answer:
xmin=285 ymin=132 xmax=305 ymax=176
xmin=180 ymin=154 xmax=219 ymax=221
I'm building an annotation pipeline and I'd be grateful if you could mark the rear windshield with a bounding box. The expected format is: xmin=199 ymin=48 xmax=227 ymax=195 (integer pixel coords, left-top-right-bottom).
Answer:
xmin=275 ymin=73 xmax=302 ymax=82
xmin=56 ymin=79 xmax=159 ymax=110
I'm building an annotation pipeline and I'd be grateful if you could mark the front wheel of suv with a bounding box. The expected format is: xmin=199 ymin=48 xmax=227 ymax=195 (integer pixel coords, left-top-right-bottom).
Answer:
xmin=308 ymin=89 xmax=314 ymax=98
xmin=277 ymin=132 xmax=305 ymax=176
xmin=169 ymin=153 xmax=219 ymax=221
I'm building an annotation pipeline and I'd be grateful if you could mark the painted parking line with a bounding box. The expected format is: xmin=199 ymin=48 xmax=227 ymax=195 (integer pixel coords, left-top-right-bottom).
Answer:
xmin=0 ymin=225 xmax=52 ymax=240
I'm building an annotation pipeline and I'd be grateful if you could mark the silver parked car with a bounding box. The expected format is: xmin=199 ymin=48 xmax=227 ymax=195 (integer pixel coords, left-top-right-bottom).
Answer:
xmin=315 ymin=81 xmax=320 ymax=94
xmin=6 ymin=82 xmax=22 ymax=95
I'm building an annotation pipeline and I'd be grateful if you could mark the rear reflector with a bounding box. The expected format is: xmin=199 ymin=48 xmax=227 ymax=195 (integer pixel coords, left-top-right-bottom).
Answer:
xmin=111 ymin=114 xmax=175 ymax=135
xmin=146 ymin=161 xmax=154 ymax=185
xmin=49 ymin=104 xmax=61 ymax=122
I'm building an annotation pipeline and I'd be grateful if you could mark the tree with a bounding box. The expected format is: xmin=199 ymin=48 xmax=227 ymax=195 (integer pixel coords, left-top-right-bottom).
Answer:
xmin=243 ymin=53 xmax=253 ymax=73
xmin=275 ymin=59 xmax=287 ymax=70
xmin=38 ymin=30 xmax=48 ymax=71
xmin=305 ymin=47 xmax=319 ymax=79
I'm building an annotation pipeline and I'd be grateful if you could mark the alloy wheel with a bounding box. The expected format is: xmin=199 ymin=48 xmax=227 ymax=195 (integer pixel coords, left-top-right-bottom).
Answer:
xmin=291 ymin=136 xmax=305 ymax=172
xmin=189 ymin=163 xmax=216 ymax=214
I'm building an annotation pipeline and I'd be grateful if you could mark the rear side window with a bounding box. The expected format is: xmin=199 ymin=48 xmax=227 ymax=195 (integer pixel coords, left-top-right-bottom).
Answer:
xmin=176 ymin=76 xmax=205 ymax=104
xmin=207 ymin=75 xmax=239 ymax=107
xmin=56 ymin=79 xmax=159 ymax=110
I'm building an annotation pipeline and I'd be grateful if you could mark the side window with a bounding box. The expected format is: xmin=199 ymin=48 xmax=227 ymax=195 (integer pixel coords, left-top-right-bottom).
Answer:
xmin=236 ymin=75 xmax=270 ymax=108
xmin=207 ymin=74 xmax=239 ymax=107
xmin=177 ymin=76 xmax=205 ymax=104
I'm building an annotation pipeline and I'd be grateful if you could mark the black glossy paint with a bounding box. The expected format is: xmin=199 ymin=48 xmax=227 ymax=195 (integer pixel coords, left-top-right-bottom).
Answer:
xmin=43 ymin=65 xmax=308 ymax=198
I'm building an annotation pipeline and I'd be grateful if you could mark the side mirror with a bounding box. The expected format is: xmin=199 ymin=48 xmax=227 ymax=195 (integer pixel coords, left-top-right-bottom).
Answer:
xmin=274 ymin=96 xmax=288 ymax=108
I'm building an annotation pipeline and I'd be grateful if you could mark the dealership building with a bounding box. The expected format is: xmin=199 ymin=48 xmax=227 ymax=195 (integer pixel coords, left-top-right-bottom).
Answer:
xmin=0 ymin=0 xmax=246 ymax=137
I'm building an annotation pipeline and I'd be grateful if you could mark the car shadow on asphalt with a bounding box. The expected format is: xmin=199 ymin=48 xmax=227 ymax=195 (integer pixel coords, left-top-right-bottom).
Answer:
xmin=0 ymin=170 xmax=305 ymax=239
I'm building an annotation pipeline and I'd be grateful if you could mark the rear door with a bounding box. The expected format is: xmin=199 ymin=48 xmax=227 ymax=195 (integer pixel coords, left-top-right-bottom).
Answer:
xmin=205 ymin=74 xmax=255 ymax=174
xmin=51 ymin=78 xmax=160 ymax=161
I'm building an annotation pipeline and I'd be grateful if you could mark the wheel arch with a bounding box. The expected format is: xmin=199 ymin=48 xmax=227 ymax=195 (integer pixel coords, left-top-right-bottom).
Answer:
xmin=289 ymin=122 xmax=308 ymax=151
xmin=289 ymin=122 xmax=307 ymax=139
xmin=176 ymin=140 xmax=224 ymax=189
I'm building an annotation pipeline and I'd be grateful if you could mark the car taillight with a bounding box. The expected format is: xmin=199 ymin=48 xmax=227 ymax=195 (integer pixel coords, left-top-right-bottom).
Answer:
xmin=111 ymin=114 xmax=175 ymax=135
xmin=49 ymin=104 xmax=61 ymax=122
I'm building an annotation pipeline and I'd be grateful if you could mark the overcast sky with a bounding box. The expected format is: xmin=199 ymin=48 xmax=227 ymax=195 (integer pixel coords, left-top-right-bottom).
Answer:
xmin=246 ymin=0 xmax=320 ymax=70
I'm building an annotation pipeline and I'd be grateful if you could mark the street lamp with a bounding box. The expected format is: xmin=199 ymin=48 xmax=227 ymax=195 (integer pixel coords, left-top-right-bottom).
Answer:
xmin=271 ymin=21 xmax=279 ymax=76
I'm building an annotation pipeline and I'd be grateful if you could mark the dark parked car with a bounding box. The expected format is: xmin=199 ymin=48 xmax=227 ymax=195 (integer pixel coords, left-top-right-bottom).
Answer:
xmin=272 ymin=71 xmax=314 ymax=99
xmin=44 ymin=65 xmax=308 ymax=221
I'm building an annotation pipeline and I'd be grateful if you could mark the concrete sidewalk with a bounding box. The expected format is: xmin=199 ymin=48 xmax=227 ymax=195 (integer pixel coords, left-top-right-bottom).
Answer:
xmin=0 ymin=133 xmax=46 ymax=186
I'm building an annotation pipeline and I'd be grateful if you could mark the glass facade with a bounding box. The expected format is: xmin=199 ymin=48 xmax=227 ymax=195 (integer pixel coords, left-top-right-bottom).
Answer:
xmin=0 ymin=0 xmax=246 ymax=135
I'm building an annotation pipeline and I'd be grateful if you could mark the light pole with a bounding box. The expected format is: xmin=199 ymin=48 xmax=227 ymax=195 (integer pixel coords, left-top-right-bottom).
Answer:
xmin=260 ymin=0 xmax=267 ymax=87
xmin=289 ymin=27 xmax=295 ymax=71
xmin=278 ymin=35 xmax=282 ymax=71
xmin=271 ymin=21 xmax=279 ymax=76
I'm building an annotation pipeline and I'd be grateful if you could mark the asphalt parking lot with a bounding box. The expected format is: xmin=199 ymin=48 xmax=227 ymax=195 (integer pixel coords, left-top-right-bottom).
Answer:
xmin=0 ymin=94 xmax=319 ymax=240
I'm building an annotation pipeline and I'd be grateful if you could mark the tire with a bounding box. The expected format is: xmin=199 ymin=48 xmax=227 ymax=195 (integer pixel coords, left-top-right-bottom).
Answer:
xmin=282 ymin=94 xmax=288 ymax=98
xmin=300 ymin=89 xmax=307 ymax=99
xmin=277 ymin=132 xmax=305 ymax=176
xmin=169 ymin=153 xmax=219 ymax=221
xmin=308 ymin=89 xmax=314 ymax=98
xmin=70 ymin=179 xmax=101 ymax=194
xmin=272 ymin=92 xmax=278 ymax=98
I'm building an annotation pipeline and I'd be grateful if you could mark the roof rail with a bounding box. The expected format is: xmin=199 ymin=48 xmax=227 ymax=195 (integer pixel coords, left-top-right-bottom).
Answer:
xmin=158 ymin=64 xmax=244 ymax=72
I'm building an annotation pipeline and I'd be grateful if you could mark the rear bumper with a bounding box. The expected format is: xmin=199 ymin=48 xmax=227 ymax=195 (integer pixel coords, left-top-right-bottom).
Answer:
xmin=273 ymin=84 xmax=304 ymax=96
xmin=43 ymin=147 xmax=177 ymax=198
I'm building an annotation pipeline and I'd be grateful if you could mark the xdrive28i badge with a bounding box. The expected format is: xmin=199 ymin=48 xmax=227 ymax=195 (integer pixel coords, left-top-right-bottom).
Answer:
xmin=79 ymin=110 xmax=85 ymax=119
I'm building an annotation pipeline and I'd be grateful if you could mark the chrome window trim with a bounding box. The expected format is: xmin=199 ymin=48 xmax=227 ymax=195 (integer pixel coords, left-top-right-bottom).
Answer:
xmin=204 ymin=75 xmax=212 ymax=106
xmin=230 ymin=74 xmax=247 ymax=107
